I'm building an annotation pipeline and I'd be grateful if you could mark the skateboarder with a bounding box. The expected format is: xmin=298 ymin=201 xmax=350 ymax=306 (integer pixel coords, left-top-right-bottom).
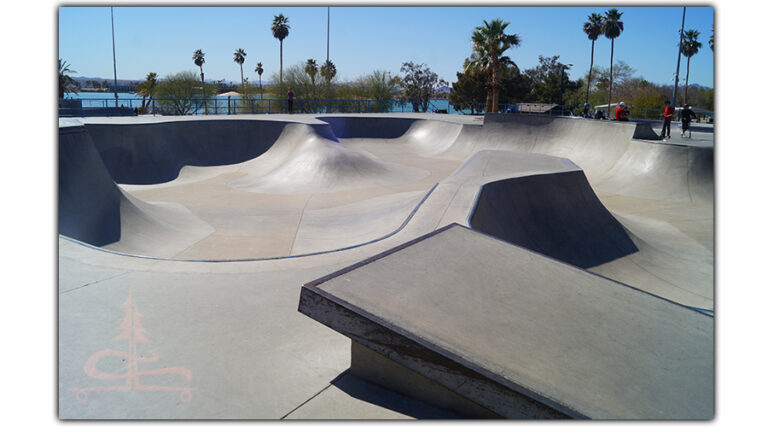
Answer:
xmin=661 ymin=100 xmax=674 ymax=140
xmin=680 ymin=104 xmax=696 ymax=138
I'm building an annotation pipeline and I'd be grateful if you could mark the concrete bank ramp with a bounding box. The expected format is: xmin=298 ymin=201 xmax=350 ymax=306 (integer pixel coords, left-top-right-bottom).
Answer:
xmin=59 ymin=125 xmax=122 ymax=246
xmin=83 ymin=119 xmax=328 ymax=184
xmin=299 ymin=224 xmax=714 ymax=419
xmin=338 ymin=114 xmax=712 ymax=204
xmin=469 ymin=170 xmax=638 ymax=268
xmin=103 ymin=191 xmax=215 ymax=258
xmin=59 ymin=124 xmax=217 ymax=254
xmin=321 ymin=116 xmax=464 ymax=157
xmin=59 ymin=119 xmax=436 ymax=259
xmin=589 ymin=212 xmax=714 ymax=310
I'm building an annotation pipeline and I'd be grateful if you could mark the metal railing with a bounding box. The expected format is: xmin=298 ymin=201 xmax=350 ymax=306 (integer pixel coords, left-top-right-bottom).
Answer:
xmin=59 ymin=97 xmax=692 ymax=122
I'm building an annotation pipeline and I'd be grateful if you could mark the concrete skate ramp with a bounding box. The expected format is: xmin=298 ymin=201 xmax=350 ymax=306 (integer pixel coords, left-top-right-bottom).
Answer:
xmin=59 ymin=125 xmax=122 ymax=245
xmin=103 ymin=191 xmax=215 ymax=258
xmin=84 ymin=119 xmax=336 ymax=184
xmin=59 ymin=119 xmax=436 ymax=258
xmin=320 ymin=116 xmax=417 ymax=138
xmin=469 ymin=170 xmax=638 ymax=268
xmin=228 ymin=123 xmax=429 ymax=194
xmin=299 ymin=224 xmax=714 ymax=419
xmin=59 ymin=124 xmax=217 ymax=252
xmin=632 ymin=123 xmax=662 ymax=140
xmin=341 ymin=115 xmax=712 ymax=204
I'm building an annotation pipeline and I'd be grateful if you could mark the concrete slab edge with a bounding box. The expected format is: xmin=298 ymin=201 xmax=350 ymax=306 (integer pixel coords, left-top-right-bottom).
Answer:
xmin=298 ymin=282 xmax=577 ymax=419
xmin=298 ymin=223 xmax=586 ymax=419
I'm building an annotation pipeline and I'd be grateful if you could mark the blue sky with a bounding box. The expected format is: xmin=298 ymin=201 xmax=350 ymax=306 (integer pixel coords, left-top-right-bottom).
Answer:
xmin=58 ymin=5 xmax=714 ymax=87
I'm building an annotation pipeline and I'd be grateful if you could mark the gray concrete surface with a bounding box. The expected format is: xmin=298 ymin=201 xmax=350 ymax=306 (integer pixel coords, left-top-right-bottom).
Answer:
xmin=58 ymin=113 xmax=713 ymax=419
xmin=299 ymin=225 xmax=714 ymax=419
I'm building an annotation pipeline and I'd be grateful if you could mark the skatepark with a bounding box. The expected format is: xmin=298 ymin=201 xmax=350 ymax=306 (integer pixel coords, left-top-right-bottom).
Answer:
xmin=58 ymin=113 xmax=713 ymax=419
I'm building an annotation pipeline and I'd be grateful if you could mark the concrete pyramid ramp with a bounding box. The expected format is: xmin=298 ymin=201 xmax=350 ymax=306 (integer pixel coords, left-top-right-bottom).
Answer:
xmin=228 ymin=123 xmax=429 ymax=194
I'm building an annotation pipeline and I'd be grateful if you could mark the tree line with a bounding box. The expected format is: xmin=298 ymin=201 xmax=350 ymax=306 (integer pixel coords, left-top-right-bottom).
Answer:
xmin=451 ymin=9 xmax=713 ymax=114
xmin=59 ymin=9 xmax=713 ymax=115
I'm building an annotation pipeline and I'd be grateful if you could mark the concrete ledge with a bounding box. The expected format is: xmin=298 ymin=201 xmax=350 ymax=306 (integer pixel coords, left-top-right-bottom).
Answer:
xmin=298 ymin=224 xmax=713 ymax=419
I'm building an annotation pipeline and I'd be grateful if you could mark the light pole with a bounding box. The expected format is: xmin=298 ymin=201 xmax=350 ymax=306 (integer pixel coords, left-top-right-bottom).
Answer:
xmin=111 ymin=7 xmax=118 ymax=108
xmin=326 ymin=7 xmax=330 ymax=63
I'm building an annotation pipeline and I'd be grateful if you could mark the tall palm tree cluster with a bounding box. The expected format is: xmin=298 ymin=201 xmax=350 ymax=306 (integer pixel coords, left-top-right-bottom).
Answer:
xmin=581 ymin=8 xmax=707 ymax=110
xmin=580 ymin=8 xmax=624 ymax=111
xmin=187 ymin=13 xmax=301 ymax=99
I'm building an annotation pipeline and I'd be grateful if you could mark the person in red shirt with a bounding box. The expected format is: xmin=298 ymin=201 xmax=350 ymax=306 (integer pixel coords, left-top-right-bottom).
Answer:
xmin=615 ymin=102 xmax=630 ymax=121
xmin=660 ymin=100 xmax=675 ymax=140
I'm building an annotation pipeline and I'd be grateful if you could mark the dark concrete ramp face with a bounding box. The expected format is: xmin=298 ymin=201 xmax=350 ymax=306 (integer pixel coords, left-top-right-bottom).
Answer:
xmin=59 ymin=125 xmax=122 ymax=245
xmin=299 ymin=224 xmax=713 ymax=420
xmin=319 ymin=116 xmax=417 ymax=138
xmin=632 ymin=122 xmax=662 ymax=140
xmin=469 ymin=170 xmax=638 ymax=268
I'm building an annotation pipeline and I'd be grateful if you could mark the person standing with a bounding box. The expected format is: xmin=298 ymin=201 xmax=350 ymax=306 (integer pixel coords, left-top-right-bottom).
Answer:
xmin=680 ymin=104 xmax=696 ymax=138
xmin=581 ymin=102 xmax=591 ymax=118
xmin=661 ymin=100 xmax=675 ymax=140
xmin=615 ymin=101 xmax=630 ymax=121
xmin=287 ymin=87 xmax=295 ymax=113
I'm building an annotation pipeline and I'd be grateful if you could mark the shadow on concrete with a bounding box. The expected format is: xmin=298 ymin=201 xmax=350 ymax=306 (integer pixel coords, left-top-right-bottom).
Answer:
xmin=329 ymin=369 xmax=463 ymax=419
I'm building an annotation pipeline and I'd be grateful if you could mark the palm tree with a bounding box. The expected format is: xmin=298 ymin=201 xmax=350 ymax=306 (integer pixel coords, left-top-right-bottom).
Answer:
xmin=602 ymin=8 xmax=624 ymax=113
xmin=320 ymin=59 xmax=337 ymax=90
xmin=193 ymin=49 xmax=205 ymax=83
xmin=58 ymin=59 xmax=77 ymax=99
xmin=469 ymin=19 xmax=520 ymax=113
xmin=305 ymin=59 xmax=319 ymax=97
xmin=681 ymin=29 xmax=702 ymax=104
xmin=271 ymin=14 xmax=290 ymax=84
xmin=136 ymin=72 xmax=158 ymax=112
xmin=465 ymin=45 xmax=505 ymax=112
xmin=709 ymin=25 xmax=714 ymax=51
xmin=233 ymin=48 xmax=247 ymax=87
xmin=582 ymin=13 xmax=604 ymax=105
xmin=255 ymin=62 xmax=264 ymax=99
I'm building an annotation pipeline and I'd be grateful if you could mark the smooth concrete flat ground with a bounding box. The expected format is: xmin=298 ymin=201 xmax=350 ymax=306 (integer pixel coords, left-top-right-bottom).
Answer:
xmin=58 ymin=113 xmax=713 ymax=419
